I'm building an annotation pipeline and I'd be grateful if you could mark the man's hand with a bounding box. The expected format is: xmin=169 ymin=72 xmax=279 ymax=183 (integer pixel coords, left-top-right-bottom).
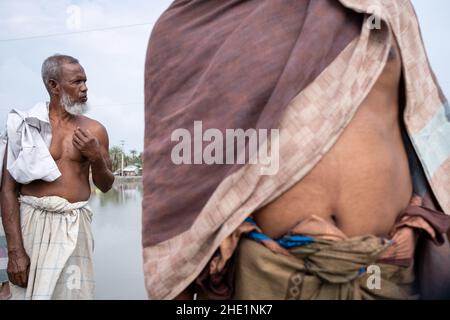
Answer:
xmin=7 ymin=249 xmax=30 ymax=288
xmin=72 ymin=127 xmax=102 ymax=162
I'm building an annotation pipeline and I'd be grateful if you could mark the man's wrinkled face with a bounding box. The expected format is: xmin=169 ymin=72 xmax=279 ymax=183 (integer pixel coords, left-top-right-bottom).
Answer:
xmin=59 ymin=63 xmax=89 ymax=115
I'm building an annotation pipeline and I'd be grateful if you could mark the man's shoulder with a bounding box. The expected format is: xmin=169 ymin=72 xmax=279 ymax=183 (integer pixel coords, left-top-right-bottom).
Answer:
xmin=78 ymin=115 xmax=105 ymax=129
xmin=77 ymin=115 xmax=108 ymax=136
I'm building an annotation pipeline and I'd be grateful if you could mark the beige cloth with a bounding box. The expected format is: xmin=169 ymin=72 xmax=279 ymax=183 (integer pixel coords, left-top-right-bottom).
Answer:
xmin=233 ymin=237 xmax=417 ymax=300
xmin=10 ymin=195 xmax=95 ymax=300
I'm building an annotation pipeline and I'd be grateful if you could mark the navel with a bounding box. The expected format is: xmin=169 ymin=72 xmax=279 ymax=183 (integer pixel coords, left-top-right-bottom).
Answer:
xmin=387 ymin=46 xmax=397 ymax=61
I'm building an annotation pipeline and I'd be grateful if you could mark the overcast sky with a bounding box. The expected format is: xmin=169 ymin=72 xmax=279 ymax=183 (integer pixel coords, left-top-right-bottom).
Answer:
xmin=0 ymin=0 xmax=449 ymax=153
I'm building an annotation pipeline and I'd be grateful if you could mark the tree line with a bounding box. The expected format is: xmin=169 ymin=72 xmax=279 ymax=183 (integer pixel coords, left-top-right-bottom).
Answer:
xmin=109 ymin=146 xmax=143 ymax=172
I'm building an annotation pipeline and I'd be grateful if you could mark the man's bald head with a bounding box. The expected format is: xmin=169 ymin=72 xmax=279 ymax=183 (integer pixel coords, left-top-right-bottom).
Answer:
xmin=41 ymin=54 xmax=80 ymax=93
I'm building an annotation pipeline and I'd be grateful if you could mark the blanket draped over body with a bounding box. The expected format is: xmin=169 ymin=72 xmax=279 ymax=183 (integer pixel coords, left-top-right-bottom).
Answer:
xmin=143 ymin=0 xmax=450 ymax=299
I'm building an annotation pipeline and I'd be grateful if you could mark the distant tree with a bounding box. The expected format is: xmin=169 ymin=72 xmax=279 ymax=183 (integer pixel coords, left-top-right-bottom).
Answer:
xmin=109 ymin=147 xmax=143 ymax=173
xmin=109 ymin=146 xmax=123 ymax=172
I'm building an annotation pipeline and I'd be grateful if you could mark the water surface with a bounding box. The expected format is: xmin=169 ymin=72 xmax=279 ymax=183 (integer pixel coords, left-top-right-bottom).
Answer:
xmin=89 ymin=178 xmax=146 ymax=300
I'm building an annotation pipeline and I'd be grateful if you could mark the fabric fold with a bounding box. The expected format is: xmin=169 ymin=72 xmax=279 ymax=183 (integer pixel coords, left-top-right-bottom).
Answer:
xmin=0 ymin=102 xmax=61 ymax=186
xmin=9 ymin=195 xmax=95 ymax=300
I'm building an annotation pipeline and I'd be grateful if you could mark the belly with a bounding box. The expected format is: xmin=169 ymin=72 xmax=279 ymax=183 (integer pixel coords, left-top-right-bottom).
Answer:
xmin=253 ymin=100 xmax=413 ymax=239
xmin=20 ymin=160 xmax=91 ymax=203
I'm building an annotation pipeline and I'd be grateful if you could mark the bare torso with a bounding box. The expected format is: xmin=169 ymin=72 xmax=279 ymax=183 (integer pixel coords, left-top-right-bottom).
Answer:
xmin=20 ymin=116 xmax=98 ymax=203
xmin=253 ymin=36 xmax=413 ymax=239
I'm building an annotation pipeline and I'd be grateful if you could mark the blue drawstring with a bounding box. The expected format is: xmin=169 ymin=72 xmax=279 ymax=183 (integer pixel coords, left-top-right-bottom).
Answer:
xmin=245 ymin=217 xmax=314 ymax=249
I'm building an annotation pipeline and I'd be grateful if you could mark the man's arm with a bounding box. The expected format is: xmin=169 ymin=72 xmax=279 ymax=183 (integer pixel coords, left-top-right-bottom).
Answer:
xmin=0 ymin=148 xmax=30 ymax=288
xmin=72 ymin=125 xmax=114 ymax=193
xmin=88 ymin=124 xmax=115 ymax=193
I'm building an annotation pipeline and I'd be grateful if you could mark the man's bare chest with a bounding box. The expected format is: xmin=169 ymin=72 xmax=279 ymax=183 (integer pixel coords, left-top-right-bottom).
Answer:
xmin=49 ymin=126 xmax=85 ymax=163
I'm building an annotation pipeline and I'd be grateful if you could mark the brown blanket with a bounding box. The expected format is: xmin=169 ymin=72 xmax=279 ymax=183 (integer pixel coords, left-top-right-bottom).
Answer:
xmin=143 ymin=0 xmax=362 ymax=246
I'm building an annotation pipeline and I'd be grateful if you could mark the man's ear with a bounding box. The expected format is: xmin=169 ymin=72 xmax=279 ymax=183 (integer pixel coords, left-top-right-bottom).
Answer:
xmin=48 ymin=79 xmax=60 ymax=96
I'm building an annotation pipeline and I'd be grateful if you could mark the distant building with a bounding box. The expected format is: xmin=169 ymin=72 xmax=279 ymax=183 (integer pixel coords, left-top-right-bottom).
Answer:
xmin=122 ymin=165 xmax=141 ymax=176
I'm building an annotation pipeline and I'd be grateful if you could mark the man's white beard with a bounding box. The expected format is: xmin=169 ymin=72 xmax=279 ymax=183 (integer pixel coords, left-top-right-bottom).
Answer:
xmin=60 ymin=92 xmax=89 ymax=116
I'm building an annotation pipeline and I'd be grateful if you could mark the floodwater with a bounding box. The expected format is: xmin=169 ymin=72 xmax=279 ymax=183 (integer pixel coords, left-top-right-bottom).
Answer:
xmin=89 ymin=177 xmax=147 ymax=300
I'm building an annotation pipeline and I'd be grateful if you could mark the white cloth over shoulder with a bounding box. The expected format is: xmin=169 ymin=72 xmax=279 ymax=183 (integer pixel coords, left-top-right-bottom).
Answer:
xmin=0 ymin=102 xmax=61 ymax=186
xmin=9 ymin=195 xmax=95 ymax=300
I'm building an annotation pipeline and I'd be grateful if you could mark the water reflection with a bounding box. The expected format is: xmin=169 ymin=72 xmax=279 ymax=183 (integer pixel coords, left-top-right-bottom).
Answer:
xmin=89 ymin=177 xmax=146 ymax=300
xmin=93 ymin=177 xmax=143 ymax=206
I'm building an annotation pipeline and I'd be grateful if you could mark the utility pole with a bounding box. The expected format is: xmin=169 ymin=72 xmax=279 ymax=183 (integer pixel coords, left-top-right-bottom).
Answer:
xmin=120 ymin=140 xmax=125 ymax=176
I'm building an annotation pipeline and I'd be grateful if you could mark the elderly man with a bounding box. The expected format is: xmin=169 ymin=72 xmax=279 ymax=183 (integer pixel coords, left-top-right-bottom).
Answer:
xmin=0 ymin=54 xmax=114 ymax=300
